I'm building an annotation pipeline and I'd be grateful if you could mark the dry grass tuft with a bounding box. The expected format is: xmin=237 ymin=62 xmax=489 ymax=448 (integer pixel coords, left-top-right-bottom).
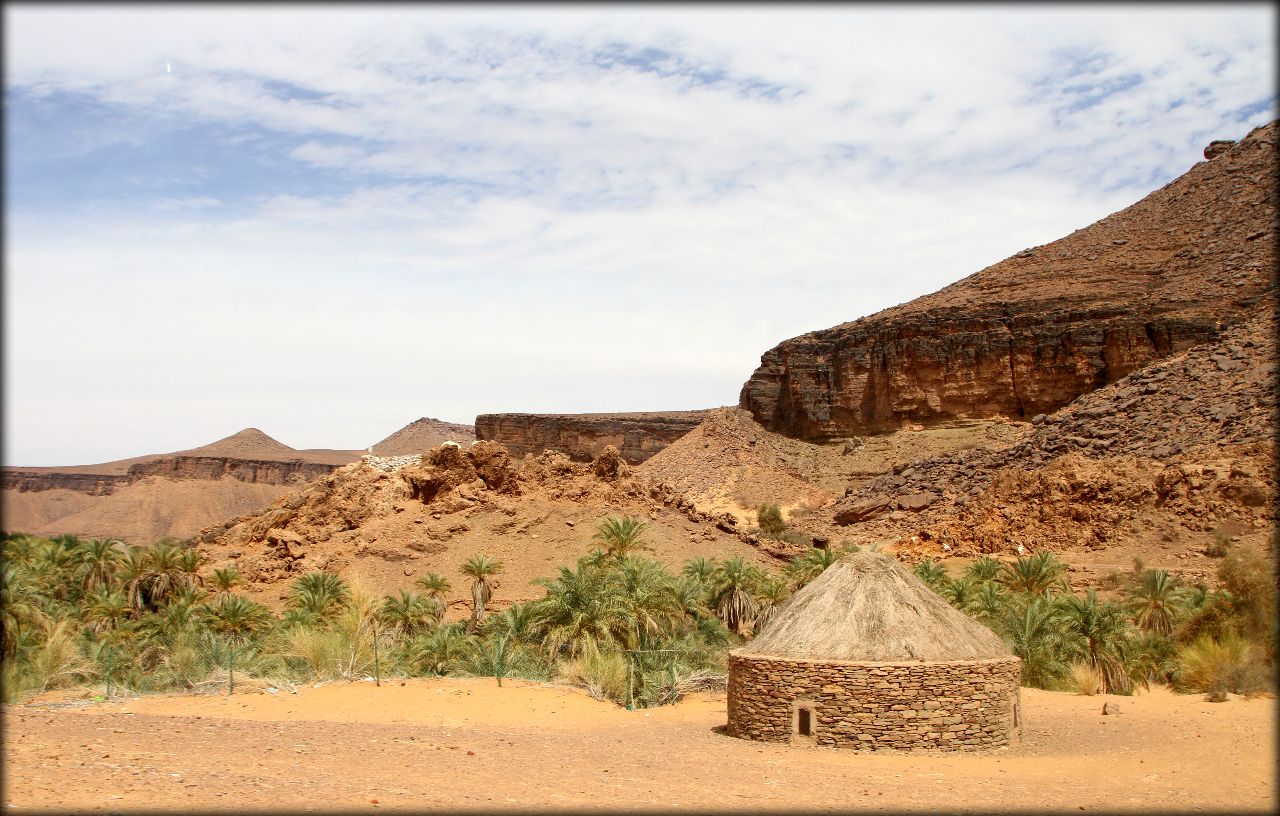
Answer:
xmin=1065 ymin=661 xmax=1103 ymax=695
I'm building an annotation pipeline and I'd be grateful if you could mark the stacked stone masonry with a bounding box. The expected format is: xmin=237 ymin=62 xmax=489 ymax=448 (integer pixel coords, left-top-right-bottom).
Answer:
xmin=360 ymin=454 xmax=423 ymax=473
xmin=727 ymin=654 xmax=1022 ymax=751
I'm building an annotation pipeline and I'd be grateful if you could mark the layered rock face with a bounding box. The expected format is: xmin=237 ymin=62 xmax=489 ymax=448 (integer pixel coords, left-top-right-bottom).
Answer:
xmin=475 ymin=411 xmax=714 ymax=465
xmin=3 ymin=456 xmax=338 ymax=496
xmin=741 ymin=122 xmax=1277 ymax=440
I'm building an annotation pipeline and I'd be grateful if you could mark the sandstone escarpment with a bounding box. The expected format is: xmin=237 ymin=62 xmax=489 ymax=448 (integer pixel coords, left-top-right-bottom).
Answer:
xmin=3 ymin=456 xmax=339 ymax=497
xmin=741 ymin=121 xmax=1277 ymax=440
xmin=475 ymin=410 xmax=715 ymax=465
xmin=1 ymin=472 xmax=134 ymax=496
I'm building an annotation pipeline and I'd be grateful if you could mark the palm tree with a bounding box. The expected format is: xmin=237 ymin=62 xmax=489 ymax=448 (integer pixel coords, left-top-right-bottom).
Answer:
xmin=999 ymin=595 xmax=1070 ymax=688
xmin=612 ymin=557 xmax=682 ymax=651
xmin=532 ymin=561 xmax=622 ymax=657
xmin=119 ymin=546 xmax=149 ymax=614
xmin=77 ymin=539 xmax=121 ymax=596
xmin=210 ymin=568 xmax=240 ymax=598
xmin=1125 ymin=569 xmax=1188 ymax=638
xmin=85 ymin=589 xmax=131 ymax=634
xmin=709 ymin=557 xmax=761 ymax=635
xmin=415 ymin=572 xmax=452 ymax=622
xmin=379 ymin=590 xmax=435 ymax=638
xmin=178 ymin=548 xmax=205 ymax=586
xmin=943 ymin=577 xmax=981 ymax=614
xmin=592 ymin=516 xmax=649 ymax=559
xmin=461 ymin=555 xmax=503 ymax=633
xmin=129 ymin=542 xmax=194 ymax=612
xmin=752 ymin=574 xmax=792 ymax=634
xmin=404 ymin=624 xmax=470 ymax=676
xmin=286 ymin=571 xmax=350 ymax=623
xmin=201 ymin=594 xmax=275 ymax=649
xmin=1060 ymin=591 xmax=1133 ymax=694
xmin=670 ymin=576 xmax=711 ymax=622
xmin=971 ymin=581 xmax=1010 ymax=626
xmin=1 ymin=564 xmax=41 ymax=659
xmin=681 ymin=556 xmax=717 ymax=586
xmin=784 ymin=548 xmax=837 ymax=589
xmin=998 ymin=551 xmax=1068 ymax=596
xmin=482 ymin=602 xmax=542 ymax=646
xmin=965 ymin=556 xmax=1003 ymax=583
xmin=466 ymin=634 xmax=519 ymax=687
xmin=914 ymin=559 xmax=950 ymax=593
xmin=34 ymin=536 xmax=83 ymax=602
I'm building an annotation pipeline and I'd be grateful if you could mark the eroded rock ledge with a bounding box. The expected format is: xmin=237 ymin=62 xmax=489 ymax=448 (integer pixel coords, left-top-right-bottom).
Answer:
xmin=475 ymin=410 xmax=715 ymax=464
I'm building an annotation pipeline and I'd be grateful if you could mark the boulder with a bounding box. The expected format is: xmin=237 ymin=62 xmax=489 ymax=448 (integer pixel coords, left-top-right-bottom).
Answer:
xmin=834 ymin=496 xmax=893 ymax=525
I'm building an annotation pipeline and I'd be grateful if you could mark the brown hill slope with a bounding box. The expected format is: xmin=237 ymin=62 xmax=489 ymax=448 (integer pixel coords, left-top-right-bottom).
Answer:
xmin=634 ymin=407 xmax=1024 ymax=530
xmin=197 ymin=442 xmax=781 ymax=617
xmin=742 ymin=121 xmax=1277 ymax=439
xmin=369 ymin=417 xmax=475 ymax=456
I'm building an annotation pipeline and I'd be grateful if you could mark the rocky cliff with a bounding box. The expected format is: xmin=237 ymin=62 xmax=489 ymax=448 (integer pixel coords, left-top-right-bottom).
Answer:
xmin=3 ymin=456 xmax=338 ymax=496
xmin=475 ymin=411 xmax=715 ymax=465
xmin=741 ymin=121 xmax=1277 ymax=440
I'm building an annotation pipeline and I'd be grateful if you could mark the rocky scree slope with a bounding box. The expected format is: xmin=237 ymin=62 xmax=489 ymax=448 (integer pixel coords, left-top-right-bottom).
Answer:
xmin=196 ymin=441 xmax=782 ymax=614
xmin=828 ymin=297 xmax=1276 ymax=588
xmin=741 ymin=122 xmax=1277 ymax=440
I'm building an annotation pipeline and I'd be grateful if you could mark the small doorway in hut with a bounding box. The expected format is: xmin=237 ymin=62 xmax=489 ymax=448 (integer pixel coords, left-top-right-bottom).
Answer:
xmin=791 ymin=699 xmax=817 ymax=745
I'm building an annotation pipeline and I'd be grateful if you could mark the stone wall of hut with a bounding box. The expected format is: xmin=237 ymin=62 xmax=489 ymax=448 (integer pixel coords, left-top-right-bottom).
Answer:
xmin=727 ymin=653 xmax=1022 ymax=751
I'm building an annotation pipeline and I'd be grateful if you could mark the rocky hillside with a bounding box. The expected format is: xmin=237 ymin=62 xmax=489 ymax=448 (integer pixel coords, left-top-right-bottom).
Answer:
xmin=741 ymin=122 xmax=1277 ymax=440
xmin=824 ymin=296 xmax=1276 ymax=588
xmin=475 ymin=410 xmax=714 ymax=465
xmin=197 ymin=441 xmax=780 ymax=617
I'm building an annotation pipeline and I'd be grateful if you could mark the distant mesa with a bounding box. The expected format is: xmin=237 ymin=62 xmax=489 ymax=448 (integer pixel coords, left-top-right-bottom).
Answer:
xmin=1 ymin=415 xmax=468 ymax=542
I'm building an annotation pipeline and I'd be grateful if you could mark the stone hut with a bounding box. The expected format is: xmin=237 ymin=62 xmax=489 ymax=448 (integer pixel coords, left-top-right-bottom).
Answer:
xmin=727 ymin=550 xmax=1021 ymax=751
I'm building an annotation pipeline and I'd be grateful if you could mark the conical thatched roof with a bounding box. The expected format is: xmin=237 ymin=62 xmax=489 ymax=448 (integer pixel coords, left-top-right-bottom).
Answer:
xmin=737 ymin=551 xmax=1010 ymax=662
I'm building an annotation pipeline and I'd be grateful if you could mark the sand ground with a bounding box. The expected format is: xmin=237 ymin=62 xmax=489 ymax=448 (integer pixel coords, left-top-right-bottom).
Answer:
xmin=3 ymin=677 xmax=1274 ymax=813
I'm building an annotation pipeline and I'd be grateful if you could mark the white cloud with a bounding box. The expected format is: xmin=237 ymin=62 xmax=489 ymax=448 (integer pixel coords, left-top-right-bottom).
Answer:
xmin=3 ymin=4 xmax=1275 ymax=464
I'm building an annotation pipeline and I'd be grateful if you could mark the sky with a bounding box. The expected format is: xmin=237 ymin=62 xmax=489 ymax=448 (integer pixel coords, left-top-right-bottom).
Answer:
xmin=4 ymin=4 xmax=1276 ymax=466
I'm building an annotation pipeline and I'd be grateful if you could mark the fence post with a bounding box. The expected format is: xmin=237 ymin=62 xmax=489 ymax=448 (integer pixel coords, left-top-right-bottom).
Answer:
xmin=669 ymin=651 xmax=676 ymax=700
xmin=626 ymin=652 xmax=634 ymax=710
xmin=227 ymin=646 xmax=234 ymax=696
xmin=373 ymin=623 xmax=381 ymax=688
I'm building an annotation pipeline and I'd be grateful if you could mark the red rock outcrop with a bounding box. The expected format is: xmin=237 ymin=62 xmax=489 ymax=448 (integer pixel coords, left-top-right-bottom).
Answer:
xmin=475 ymin=410 xmax=715 ymax=465
xmin=741 ymin=121 xmax=1277 ymax=440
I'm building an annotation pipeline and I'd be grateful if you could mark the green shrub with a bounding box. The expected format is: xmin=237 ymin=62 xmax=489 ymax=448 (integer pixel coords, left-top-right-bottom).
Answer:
xmin=779 ymin=529 xmax=811 ymax=548
xmin=756 ymin=504 xmax=786 ymax=539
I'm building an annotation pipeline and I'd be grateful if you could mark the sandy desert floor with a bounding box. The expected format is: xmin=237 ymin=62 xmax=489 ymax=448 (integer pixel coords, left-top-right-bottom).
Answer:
xmin=3 ymin=677 xmax=1274 ymax=813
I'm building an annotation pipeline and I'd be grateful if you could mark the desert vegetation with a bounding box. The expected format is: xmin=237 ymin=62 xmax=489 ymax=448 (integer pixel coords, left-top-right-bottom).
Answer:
xmin=2 ymin=523 xmax=1273 ymax=707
